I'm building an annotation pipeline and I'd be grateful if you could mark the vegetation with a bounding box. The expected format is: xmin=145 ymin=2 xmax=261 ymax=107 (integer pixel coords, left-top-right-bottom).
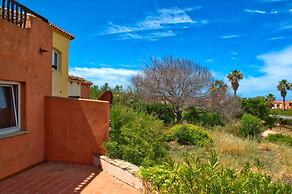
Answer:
xmin=164 ymin=124 xmax=212 ymax=146
xmin=89 ymin=60 xmax=292 ymax=191
xmin=267 ymin=134 xmax=292 ymax=146
xmin=168 ymin=130 xmax=292 ymax=184
xmin=265 ymin=93 xmax=276 ymax=108
xmin=132 ymin=56 xmax=213 ymax=123
xmin=277 ymin=79 xmax=291 ymax=110
xmin=139 ymin=152 xmax=292 ymax=194
xmin=241 ymin=96 xmax=274 ymax=128
xmin=239 ymin=113 xmax=263 ymax=138
xmin=272 ymin=109 xmax=292 ymax=116
xmin=105 ymin=105 xmax=168 ymax=166
xmin=227 ymin=70 xmax=243 ymax=97
xmin=182 ymin=107 xmax=224 ymax=127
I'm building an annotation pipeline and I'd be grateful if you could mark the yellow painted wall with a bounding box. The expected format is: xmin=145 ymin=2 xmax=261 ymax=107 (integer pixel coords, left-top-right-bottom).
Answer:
xmin=52 ymin=31 xmax=70 ymax=97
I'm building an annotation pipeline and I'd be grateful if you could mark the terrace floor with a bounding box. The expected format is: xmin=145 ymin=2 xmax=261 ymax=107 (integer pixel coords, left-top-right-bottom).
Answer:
xmin=0 ymin=161 xmax=140 ymax=194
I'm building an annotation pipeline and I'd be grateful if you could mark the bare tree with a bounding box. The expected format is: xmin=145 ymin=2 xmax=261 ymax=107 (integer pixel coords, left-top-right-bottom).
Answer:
xmin=131 ymin=56 xmax=213 ymax=122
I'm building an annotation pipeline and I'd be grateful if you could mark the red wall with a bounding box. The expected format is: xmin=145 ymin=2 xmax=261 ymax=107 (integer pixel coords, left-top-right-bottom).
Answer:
xmin=45 ymin=97 xmax=110 ymax=164
xmin=0 ymin=17 xmax=52 ymax=179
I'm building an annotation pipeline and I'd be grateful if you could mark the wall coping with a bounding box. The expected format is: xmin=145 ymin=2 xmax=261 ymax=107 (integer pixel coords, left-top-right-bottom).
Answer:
xmin=45 ymin=96 xmax=109 ymax=104
xmin=94 ymin=155 xmax=143 ymax=191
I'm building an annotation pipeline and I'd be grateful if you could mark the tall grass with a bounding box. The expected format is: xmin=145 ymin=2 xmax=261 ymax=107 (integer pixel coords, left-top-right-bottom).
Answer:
xmin=169 ymin=129 xmax=292 ymax=183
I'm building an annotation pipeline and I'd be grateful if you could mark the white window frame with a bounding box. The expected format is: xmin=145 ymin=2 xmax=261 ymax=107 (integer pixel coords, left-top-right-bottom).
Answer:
xmin=0 ymin=81 xmax=21 ymax=136
xmin=52 ymin=49 xmax=60 ymax=70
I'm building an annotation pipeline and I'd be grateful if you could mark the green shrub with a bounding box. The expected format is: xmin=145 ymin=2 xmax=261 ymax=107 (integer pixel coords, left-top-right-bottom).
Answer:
xmin=241 ymin=97 xmax=274 ymax=127
xmin=183 ymin=107 xmax=224 ymax=127
xmin=143 ymin=103 xmax=176 ymax=125
xmin=164 ymin=124 xmax=212 ymax=146
xmin=267 ymin=134 xmax=292 ymax=146
xmin=272 ymin=109 xmax=292 ymax=116
xmin=139 ymin=152 xmax=292 ymax=194
xmin=105 ymin=105 xmax=168 ymax=166
xmin=239 ymin=113 xmax=263 ymax=138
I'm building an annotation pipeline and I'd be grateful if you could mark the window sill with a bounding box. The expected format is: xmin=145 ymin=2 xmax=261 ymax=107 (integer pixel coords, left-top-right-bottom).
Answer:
xmin=0 ymin=130 xmax=28 ymax=140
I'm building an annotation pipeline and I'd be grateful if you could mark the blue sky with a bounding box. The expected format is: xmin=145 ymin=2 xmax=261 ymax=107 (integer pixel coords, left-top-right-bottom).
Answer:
xmin=19 ymin=0 xmax=292 ymax=99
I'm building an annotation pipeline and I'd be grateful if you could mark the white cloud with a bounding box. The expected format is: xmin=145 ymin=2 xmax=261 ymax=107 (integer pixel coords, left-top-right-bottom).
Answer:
xmin=268 ymin=36 xmax=285 ymax=40
xmin=100 ymin=7 xmax=207 ymax=40
xmin=230 ymin=51 xmax=238 ymax=55
xmin=221 ymin=34 xmax=241 ymax=39
xmin=244 ymin=9 xmax=267 ymax=14
xmin=258 ymin=0 xmax=289 ymax=2
xmin=244 ymin=9 xmax=279 ymax=14
xmin=238 ymin=46 xmax=292 ymax=98
xmin=119 ymin=30 xmax=176 ymax=41
xmin=104 ymin=7 xmax=195 ymax=35
xmin=69 ymin=67 xmax=140 ymax=86
xmin=280 ymin=24 xmax=292 ymax=30
xmin=205 ymin=58 xmax=214 ymax=63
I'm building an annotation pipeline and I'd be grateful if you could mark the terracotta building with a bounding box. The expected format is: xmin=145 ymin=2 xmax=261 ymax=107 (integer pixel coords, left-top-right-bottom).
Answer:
xmin=0 ymin=1 xmax=109 ymax=180
xmin=272 ymin=100 xmax=292 ymax=110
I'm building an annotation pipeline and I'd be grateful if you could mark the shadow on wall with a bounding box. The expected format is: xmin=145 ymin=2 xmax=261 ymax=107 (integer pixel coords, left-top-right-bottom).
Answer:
xmin=45 ymin=96 xmax=110 ymax=164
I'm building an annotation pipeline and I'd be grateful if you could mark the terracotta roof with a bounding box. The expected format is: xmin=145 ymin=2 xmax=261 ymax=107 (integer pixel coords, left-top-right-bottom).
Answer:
xmin=50 ymin=23 xmax=75 ymax=40
xmin=68 ymin=75 xmax=93 ymax=85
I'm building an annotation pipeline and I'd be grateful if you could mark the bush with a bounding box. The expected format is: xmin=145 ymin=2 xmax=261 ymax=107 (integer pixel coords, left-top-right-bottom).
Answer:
xmin=139 ymin=152 xmax=292 ymax=194
xmin=241 ymin=97 xmax=273 ymax=127
xmin=183 ymin=107 xmax=224 ymax=127
xmin=239 ymin=113 xmax=263 ymax=138
xmin=105 ymin=105 xmax=168 ymax=166
xmin=143 ymin=103 xmax=176 ymax=125
xmin=267 ymin=134 xmax=292 ymax=146
xmin=164 ymin=124 xmax=212 ymax=146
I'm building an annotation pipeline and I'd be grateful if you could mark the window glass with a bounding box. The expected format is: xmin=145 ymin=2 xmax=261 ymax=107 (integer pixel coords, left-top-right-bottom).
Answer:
xmin=0 ymin=85 xmax=18 ymax=130
xmin=52 ymin=49 xmax=60 ymax=69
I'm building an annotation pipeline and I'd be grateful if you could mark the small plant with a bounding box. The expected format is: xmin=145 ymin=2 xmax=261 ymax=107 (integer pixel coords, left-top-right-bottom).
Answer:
xmin=267 ymin=134 xmax=292 ymax=146
xmin=139 ymin=152 xmax=292 ymax=194
xmin=164 ymin=124 xmax=212 ymax=146
xmin=239 ymin=113 xmax=263 ymax=138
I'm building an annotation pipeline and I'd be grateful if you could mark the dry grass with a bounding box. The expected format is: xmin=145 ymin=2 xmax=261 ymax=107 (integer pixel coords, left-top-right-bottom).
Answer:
xmin=169 ymin=129 xmax=292 ymax=183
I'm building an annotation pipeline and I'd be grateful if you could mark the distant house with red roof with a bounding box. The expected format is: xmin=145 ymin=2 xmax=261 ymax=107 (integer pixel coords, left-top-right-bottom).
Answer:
xmin=272 ymin=100 xmax=292 ymax=110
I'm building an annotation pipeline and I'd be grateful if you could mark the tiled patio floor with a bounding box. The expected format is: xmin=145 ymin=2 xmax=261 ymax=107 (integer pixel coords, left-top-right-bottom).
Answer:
xmin=0 ymin=162 xmax=140 ymax=194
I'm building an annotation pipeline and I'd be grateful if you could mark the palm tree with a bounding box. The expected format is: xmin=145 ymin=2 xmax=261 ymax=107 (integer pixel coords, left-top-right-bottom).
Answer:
xmin=265 ymin=93 xmax=275 ymax=108
xmin=209 ymin=80 xmax=228 ymax=97
xmin=227 ymin=70 xmax=243 ymax=97
xmin=277 ymin=79 xmax=291 ymax=110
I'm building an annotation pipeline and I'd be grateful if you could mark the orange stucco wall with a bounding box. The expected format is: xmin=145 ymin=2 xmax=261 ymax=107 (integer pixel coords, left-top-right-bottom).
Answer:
xmin=0 ymin=17 xmax=52 ymax=179
xmin=45 ymin=97 xmax=110 ymax=164
xmin=81 ymin=83 xmax=91 ymax=99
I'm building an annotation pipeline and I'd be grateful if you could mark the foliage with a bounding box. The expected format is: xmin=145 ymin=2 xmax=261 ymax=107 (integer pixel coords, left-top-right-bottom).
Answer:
xmin=241 ymin=97 xmax=274 ymax=127
xmin=132 ymin=56 xmax=213 ymax=123
xmin=272 ymin=109 xmax=292 ymax=116
xmin=265 ymin=93 xmax=276 ymax=108
xmin=227 ymin=70 xmax=243 ymax=97
xmin=143 ymin=103 xmax=176 ymax=125
xmin=239 ymin=113 xmax=263 ymax=138
xmin=105 ymin=104 xmax=168 ymax=166
xmin=183 ymin=107 xmax=224 ymax=126
xmin=267 ymin=134 xmax=292 ymax=146
xmin=139 ymin=152 xmax=292 ymax=194
xmin=164 ymin=124 xmax=212 ymax=146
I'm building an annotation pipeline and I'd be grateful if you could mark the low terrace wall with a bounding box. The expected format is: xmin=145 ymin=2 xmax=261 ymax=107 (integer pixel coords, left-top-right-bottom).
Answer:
xmin=45 ymin=97 xmax=110 ymax=164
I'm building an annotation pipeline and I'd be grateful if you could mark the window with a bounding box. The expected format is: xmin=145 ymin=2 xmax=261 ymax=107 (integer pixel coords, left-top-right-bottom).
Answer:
xmin=0 ymin=82 xmax=20 ymax=135
xmin=52 ymin=49 xmax=60 ymax=69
